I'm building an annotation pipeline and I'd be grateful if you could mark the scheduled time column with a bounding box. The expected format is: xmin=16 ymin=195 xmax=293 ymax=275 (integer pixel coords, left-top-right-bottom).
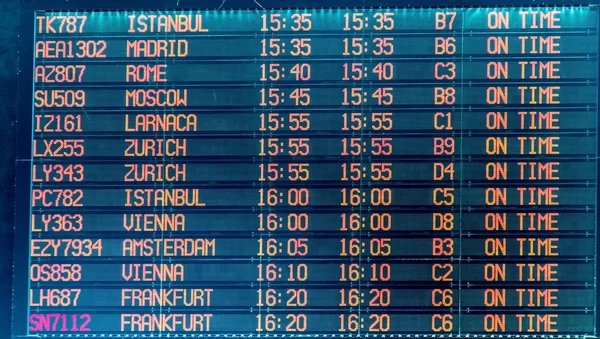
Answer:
xmin=256 ymin=10 xmax=313 ymax=334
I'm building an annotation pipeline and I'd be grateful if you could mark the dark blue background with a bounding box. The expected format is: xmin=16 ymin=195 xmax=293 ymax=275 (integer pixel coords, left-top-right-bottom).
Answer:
xmin=3 ymin=0 xmax=599 ymax=337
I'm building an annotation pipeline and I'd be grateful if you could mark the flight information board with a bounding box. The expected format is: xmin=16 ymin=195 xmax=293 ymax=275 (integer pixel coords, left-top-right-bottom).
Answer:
xmin=15 ymin=6 xmax=600 ymax=337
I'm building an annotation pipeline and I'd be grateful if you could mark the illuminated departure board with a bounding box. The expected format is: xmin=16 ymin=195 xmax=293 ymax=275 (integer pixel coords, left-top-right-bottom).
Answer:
xmin=13 ymin=6 xmax=600 ymax=337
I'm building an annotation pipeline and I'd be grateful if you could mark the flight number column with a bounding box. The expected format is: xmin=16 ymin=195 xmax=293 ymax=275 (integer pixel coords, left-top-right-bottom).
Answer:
xmin=30 ymin=13 xmax=94 ymax=334
xmin=256 ymin=11 xmax=313 ymax=334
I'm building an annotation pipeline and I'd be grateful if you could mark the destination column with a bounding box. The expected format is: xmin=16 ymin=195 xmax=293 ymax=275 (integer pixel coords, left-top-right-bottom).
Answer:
xmin=121 ymin=12 xmax=212 ymax=333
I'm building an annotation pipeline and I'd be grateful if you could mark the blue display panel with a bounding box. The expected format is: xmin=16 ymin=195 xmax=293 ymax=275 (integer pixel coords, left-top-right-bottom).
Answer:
xmin=14 ymin=6 xmax=600 ymax=336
